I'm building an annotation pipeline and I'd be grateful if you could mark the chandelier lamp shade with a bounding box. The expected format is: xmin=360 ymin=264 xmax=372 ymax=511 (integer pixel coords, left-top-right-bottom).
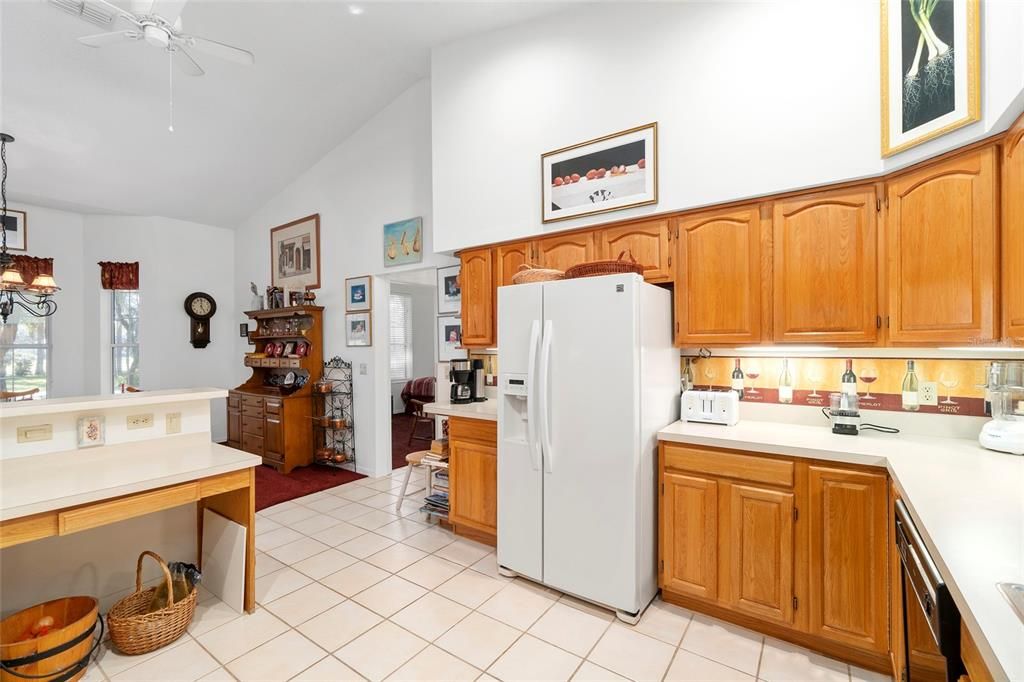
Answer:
xmin=0 ymin=133 xmax=60 ymax=324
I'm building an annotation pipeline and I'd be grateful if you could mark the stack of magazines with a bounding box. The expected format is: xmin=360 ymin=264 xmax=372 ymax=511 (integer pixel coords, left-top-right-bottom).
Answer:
xmin=421 ymin=492 xmax=450 ymax=516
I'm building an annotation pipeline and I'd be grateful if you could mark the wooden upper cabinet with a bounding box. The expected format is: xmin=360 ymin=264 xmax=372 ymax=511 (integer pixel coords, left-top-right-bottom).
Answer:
xmin=598 ymin=218 xmax=674 ymax=283
xmin=660 ymin=472 xmax=718 ymax=601
xmin=886 ymin=147 xmax=999 ymax=344
xmin=496 ymin=242 xmax=531 ymax=288
xmin=1003 ymin=115 xmax=1024 ymax=342
xmin=535 ymin=232 xmax=594 ymax=272
xmin=724 ymin=482 xmax=795 ymax=625
xmin=807 ymin=466 xmax=888 ymax=654
xmin=676 ymin=205 xmax=764 ymax=345
xmin=773 ymin=187 xmax=879 ymax=344
xmin=460 ymin=247 xmax=495 ymax=347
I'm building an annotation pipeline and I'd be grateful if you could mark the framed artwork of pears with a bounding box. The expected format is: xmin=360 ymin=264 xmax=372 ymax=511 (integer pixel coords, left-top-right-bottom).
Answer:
xmin=383 ymin=216 xmax=423 ymax=267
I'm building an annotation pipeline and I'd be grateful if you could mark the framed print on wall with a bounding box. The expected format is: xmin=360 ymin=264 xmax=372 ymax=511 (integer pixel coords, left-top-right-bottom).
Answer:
xmin=437 ymin=264 xmax=461 ymax=315
xmin=271 ymin=213 xmax=321 ymax=290
xmin=345 ymin=276 xmax=372 ymax=312
xmin=345 ymin=312 xmax=372 ymax=347
xmin=383 ymin=217 xmax=423 ymax=267
xmin=437 ymin=315 xmax=467 ymax=362
xmin=1 ymin=208 xmax=27 ymax=251
xmin=881 ymin=0 xmax=980 ymax=156
xmin=542 ymin=123 xmax=657 ymax=223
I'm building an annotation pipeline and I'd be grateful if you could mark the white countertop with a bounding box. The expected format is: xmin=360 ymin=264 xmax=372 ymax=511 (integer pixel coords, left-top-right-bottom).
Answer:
xmin=0 ymin=432 xmax=261 ymax=520
xmin=0 ymin=387 xmax=228 ymax=419
xmin=658 ymin=420 xmax=1024 ymax=682
xmin=423 ymin=400 xmax=497 ymax=421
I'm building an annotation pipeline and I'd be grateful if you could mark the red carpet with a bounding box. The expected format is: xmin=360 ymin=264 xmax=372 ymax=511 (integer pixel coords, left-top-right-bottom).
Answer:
xmin=392 ymin=413 xmax=431 ymax=470
xmin=255 ymin=463 xmax=364 ymax=511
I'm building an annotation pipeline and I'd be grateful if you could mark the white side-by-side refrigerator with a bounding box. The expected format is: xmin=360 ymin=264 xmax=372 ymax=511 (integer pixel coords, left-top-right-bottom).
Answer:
xmin=496 ymin=273 xmax=679 ymax=621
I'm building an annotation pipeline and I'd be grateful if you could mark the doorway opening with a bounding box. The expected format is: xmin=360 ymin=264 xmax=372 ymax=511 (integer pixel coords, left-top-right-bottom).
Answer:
xmin=382 ymin=268 xmax=439 ymax=470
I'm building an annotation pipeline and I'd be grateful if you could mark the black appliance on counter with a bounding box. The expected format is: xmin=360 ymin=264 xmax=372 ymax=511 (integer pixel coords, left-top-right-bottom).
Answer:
xmin=894 ymin=499 xmax=965 ymax=682
xmin=450 ymin=359 xmax=473 ymax=404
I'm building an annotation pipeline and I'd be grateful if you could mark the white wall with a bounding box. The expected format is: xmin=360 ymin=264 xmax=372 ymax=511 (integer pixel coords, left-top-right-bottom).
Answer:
xmin=431 ymin=0 xmax=1024 ymax=253
xmin=9 ymin=206 xmax=237 ymax=441
xmin=234 ymin=79 xmax=457 ymax=476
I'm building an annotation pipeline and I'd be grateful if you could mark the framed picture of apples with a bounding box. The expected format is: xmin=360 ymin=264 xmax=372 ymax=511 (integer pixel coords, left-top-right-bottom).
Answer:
xmin=541 ymin=122 xmax=657 ymax=223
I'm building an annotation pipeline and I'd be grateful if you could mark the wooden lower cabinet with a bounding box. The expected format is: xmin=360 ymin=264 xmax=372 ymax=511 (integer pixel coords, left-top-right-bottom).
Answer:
xmin=660 ymin=472 xmax=718 ymax=600
xmin=724 ymin=482 xmax=795 ymax=625
xmin=226 ymin=390 xmax=311 ymax=474
xmin=807 ymin=467 xmax=888 ymax=654
xmin=447 ymin=416 xmax=497 ymax=545
xmin=659 ymin=442 xmax=890 ymax=672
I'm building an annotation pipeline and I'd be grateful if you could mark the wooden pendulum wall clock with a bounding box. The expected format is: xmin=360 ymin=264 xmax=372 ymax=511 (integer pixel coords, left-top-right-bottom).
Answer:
xmin=184 ymin=292 xmax=217 ymax=348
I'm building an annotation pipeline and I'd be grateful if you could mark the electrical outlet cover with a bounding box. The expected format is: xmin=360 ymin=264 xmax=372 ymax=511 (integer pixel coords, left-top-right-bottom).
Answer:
xmin=127 ymin=413 xmax=154 ymax=429
xmin=166 ymin=412 xmax=182 ymax=434
xmin=919 ymin=382 xmax=939 ymax=406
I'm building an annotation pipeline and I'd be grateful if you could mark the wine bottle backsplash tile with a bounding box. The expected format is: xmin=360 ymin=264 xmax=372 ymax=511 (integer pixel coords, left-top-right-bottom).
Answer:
xmin=681 ymin=357 xmax=991 ymax=417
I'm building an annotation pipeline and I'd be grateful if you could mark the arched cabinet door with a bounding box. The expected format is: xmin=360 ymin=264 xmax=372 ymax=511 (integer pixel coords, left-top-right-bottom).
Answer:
xmin=535 ymin=232 xmax=594 ymax=272
xmin=598 ymin=218 xmax=673 ymax=283
xmin=885 ymin=147 xmax=998 ymax=345
xmin=772 ymin=186 xmax=879 ymax=344
xmin=1004 ymin=116 xmax=1024 ymax=343
xmin=675 ymin=204 xmax=764 ymax=345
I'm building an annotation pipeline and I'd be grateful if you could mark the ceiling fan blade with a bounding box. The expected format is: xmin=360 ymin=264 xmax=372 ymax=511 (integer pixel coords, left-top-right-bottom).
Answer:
xmin=185 ymin=35 xmax=254 ymax=66
xmin=173 ymin=46 xmax=205 ymax=76
xmin=78 ymin=30 xmax=140 ymax=47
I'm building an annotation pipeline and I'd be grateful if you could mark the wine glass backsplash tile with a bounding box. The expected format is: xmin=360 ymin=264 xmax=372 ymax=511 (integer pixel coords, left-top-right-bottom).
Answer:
xmin=681 ymin=357 xmax=991 ymax=416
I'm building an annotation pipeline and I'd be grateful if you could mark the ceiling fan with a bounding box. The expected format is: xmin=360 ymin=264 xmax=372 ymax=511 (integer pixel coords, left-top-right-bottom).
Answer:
xmin=51 ymin=0 xmax=255 ymax=76
xmin=50 ymin=0 xmax=254 ymax=130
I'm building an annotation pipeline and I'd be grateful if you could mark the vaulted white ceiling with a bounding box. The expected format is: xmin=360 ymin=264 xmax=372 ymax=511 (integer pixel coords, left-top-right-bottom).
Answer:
xmin=1 ymin=0 xmax=568 ymax=226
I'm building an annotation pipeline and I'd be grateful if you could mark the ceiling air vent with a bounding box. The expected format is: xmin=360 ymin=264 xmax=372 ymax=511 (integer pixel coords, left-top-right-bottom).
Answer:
xmin=49 ymin=0 xmax=117 ymax=28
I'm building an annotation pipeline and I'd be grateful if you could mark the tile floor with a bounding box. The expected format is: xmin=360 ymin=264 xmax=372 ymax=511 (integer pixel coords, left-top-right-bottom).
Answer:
xmin=88 ymin=467 xmax=894 ymax=682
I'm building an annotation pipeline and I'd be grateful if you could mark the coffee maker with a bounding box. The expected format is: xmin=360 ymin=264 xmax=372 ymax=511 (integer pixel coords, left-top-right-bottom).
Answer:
xmin=471 ymin=359 xmax=487 ymax=402
xmin=450 ymin=359 xmax=473 ymax=404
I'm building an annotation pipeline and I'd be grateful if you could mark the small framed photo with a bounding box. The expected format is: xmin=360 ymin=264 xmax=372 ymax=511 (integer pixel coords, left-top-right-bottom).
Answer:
xmin=542 ymin=122 xmax=657 ymax=223
xmin=438 ymin=315 xmax=466 ymax=361
xmin=283 ymin=341 xmax=296 ymax=356
xmin=288 ymin=291 xmax=304 ymax=307
xmin=346 ymin=276 xmax=372 ymax=312
xmin=346 ymin=312 xmax=372 ymax=347
xmin=271 ymin=213 xmax=320 ymax=290
xmin=1 ymin=209 xmax=27 ymax=251
xmin=437 ymin=265 xmax=461 ymax=315
xmin=77 ymin=415 xmax=105 ymax=448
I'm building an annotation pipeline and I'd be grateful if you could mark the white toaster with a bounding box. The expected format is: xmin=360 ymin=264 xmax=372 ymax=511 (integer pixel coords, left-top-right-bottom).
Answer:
xmin=681 ymin=390 xmax=740 ymax=426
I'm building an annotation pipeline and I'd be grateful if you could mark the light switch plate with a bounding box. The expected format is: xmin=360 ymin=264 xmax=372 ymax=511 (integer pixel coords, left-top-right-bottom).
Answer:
xmin=166 ymin=412 xmax=181 ymax=434
xmin=127 ymin=413 xmax=154 ymax=429
xmin=17 ymin=424 xmax=53 ymax=443
xmin=359 ymin=363 xmax=367 ymax=375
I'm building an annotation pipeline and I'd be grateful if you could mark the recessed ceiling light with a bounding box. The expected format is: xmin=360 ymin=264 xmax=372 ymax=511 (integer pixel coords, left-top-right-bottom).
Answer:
xmin=348 ymin=5 xmax=364 ymax=15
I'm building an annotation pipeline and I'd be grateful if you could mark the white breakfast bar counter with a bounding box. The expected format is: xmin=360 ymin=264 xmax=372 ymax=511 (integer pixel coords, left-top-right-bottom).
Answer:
xmin=658 ymin=419 xmax=1024 ymax=682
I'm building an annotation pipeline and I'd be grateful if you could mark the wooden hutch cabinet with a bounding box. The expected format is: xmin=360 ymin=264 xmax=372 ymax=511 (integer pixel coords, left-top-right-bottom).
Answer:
xmin=227 ymin=305 xmax=323 ymax=474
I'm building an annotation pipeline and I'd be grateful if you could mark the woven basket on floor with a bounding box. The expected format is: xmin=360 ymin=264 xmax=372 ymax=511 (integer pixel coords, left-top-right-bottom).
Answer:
xmin=107 ymin=551 xmax=196 ymax=656
xmin=564 ymin=250 xmax=646 ymax=279
xmin=511 ymin=264 xmax=565 ymax=284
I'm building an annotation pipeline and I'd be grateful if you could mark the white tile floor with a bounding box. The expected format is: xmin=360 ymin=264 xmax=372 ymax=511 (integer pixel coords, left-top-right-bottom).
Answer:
xmin=88 ymin=466 xmax=893 ymax=682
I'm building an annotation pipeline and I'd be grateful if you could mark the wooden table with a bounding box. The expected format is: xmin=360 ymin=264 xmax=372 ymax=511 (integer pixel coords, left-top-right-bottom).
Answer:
xmin=0 ymin=434 xmax=261 ymax=613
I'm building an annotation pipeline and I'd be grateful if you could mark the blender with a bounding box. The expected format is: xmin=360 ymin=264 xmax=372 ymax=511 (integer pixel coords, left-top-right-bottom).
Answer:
xmin=979 ymin=361 xmax=1024 ymax=455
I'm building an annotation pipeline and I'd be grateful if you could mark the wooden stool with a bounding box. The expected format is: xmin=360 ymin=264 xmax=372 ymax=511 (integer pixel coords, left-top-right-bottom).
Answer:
xmin=395 ymin=450 xmax=447 ymax=516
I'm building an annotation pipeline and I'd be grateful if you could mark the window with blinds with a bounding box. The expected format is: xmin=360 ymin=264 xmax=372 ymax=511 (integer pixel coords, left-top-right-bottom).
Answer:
xmin=389 ymin=293 xmax=413 ymax=381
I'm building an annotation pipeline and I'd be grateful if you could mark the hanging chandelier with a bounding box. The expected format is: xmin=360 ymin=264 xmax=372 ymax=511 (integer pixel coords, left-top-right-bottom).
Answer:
xmin=0 ymin=133 xmax=59 ymax=325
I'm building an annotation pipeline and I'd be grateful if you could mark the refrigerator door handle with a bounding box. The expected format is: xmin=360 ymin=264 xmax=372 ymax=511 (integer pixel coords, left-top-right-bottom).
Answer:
xmin=526 ymin=320 xmax=541 ymax=471
xmin=540 ymin=320 xmax=554 ymax=473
